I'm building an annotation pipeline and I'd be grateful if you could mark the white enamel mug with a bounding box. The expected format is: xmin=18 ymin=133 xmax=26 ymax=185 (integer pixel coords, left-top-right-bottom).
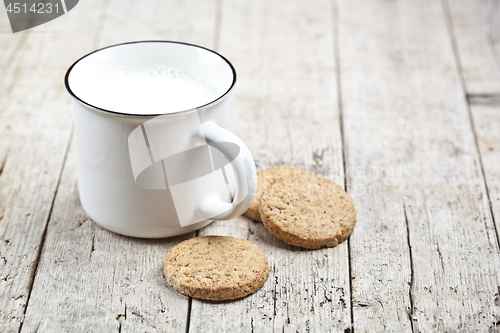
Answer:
xmin=65 ymin=41 xmax=257 ymax=238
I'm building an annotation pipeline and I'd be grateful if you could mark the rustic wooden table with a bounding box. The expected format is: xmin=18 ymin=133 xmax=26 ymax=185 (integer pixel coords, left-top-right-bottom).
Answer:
xmin=1 ymin=0 xmax=499 ymax=332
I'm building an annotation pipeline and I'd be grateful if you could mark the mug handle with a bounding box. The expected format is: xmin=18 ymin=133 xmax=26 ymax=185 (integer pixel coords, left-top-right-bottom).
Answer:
xmin=195 ymin=121 xmax=257 ymax=220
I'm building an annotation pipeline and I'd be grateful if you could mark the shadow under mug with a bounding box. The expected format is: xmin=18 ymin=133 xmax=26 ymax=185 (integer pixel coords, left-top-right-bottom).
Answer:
xmin=65 ymin=41 xmax=257 ymax=238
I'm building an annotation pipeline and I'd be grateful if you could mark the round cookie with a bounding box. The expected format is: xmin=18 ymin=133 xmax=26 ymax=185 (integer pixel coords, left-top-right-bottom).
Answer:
xmin=244 ymin=167 xmax=314 ymax=221
xmin=163 ymin=236 xmax=269 ymax=301
xmin=259 ymin=175 xmax=356 ymax=249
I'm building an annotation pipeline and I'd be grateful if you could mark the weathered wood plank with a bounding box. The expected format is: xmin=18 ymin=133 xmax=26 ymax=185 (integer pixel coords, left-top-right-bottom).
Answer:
xmin=0 ymin=7 xmax=27 ymax=74
xmin=2 ymin=0 xmax=498 ymax=332
xmin=189 ymin=0 xmax=351 ymax=331
xmin=470 ymin=104 xmax=500 ymax=249
xmin=19 ymin=0 xmax=219 ymax=331
xmin=339 ymin=0 xmax=500 ymax=331
xmin=96 ymin=0 xmax=217 ymax=49
xmin=0 ymin=1 xmax=106 ymax=331
xmin=21 ymin=140 xmax=193 ymax=332
xmin=0 ymin=8 xmax=28 ymax=176
xmin=445 ymin=0 xmax=500 ymax=95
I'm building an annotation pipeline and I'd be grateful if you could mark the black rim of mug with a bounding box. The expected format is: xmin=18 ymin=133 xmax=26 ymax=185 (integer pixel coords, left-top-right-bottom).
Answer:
xmin=64 ymin=40 xmax=237 ymax=118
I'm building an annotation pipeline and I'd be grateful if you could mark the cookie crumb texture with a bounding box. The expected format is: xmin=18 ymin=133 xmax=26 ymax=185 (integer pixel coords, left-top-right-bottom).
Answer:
xmin=244 ymin=167 xmax=314 ymax=221
xmin=163 ymin=236 xmax=270 ymax=301
xmin=259 ymin=175 xmax=356 ymax=249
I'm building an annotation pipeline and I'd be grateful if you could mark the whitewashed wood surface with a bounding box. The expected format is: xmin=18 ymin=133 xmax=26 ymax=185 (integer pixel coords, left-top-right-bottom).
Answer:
xmin=0 ymin=0 xmax=499 ymax=332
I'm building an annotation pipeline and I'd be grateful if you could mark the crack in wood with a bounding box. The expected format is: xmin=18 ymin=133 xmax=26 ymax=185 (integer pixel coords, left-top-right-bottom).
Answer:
xmin=0 ymin=150 xmax=8 ymax=178
xmin=78 ymin=218 xmax=91 ymax=228
xmin=436 ymin=244 xmax=445 ymax=272
xmin=356 ymin=303 xmax=370 ymax=308
xmin=89 ymin=234 xmax=96 ymax=260
xmin=463 ymin=98 xmax=500 ymax=254
xmin=184 ymin=231 xmax=203 ymax=333
xmin=185 ymin=297 xmax=192 ymax=333
xmin=130 ymin=309 xmax=144 ymax=319
xmin=158 ymin=294 xmax=166 ymax=313
xmin=467 ymin=94 xmax=500 ymax=106
xmin=346 ymin=238 xmax=354 ymax=331
xmin=331 ymin=0 xmax=353 ymax=330
xmin=17 ymin=130 xmax=74 ymax=333
xmin=116 ymin=303 xmax=127 ymax=333
xmin=272 ymin=264 xmax=278 ymax=319
xmin=332 ymin=0 xmax=354 ymax=331
xmin=442 ymin=0 xmax=500 ymax=257
xmin=404 ymin=204 xmax=415 ymax=333
xmin=494 ymin=286 xmax=500 ymax=307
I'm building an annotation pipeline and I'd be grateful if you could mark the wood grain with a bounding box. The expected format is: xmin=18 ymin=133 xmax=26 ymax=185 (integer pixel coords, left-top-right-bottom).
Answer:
xmin=96 ymin=0 xmax=218 ymax=50
xmin=1 ymin=0 xmax=499 ymax=331
xmin=0 ymin=1 xmax=105 ymax=330
xmin=189 ymin=0 xmax=351 ymax=331
xmin=339 ymin=0 xmax=500 ymax=331
xmin=20 ymin=140 xmax=193 ymax=332
xmin=445 ymin=0 xmax=500 ymax=95
xmin=0 ymin=7 xmax=27 ymax=194
xmin=12 ymin=0 xmax=219 ymax=331
xmin=470 ymin=104 xmax=500 ymax=249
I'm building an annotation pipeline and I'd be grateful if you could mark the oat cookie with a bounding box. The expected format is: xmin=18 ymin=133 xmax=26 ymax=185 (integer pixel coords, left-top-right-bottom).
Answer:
xmin=259 ymin=175 xmax=356 ymax=249
xmin=244 ymin=167 xmax=314 ymax=221
xmin=163 ymin=236 xmax=269 ymax=301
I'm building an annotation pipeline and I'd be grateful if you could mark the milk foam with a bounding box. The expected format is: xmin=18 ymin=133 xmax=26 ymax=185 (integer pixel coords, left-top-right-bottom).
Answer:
xmin=87 ymin=65 xmax=219 ymax=114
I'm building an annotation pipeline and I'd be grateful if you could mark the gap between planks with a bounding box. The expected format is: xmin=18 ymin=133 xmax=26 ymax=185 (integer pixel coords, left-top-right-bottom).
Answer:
xmin=331 ymin=0 xmax=355 ymax=331
xmin=189 ymin=0 xmax=350 ymax=330
xmin=17 ymin=0 xmax=109 ymax=321
xmin=185 ymin=0 xmax=224 ymax=330
xmin=403 ymin=203 xmax=415 ymax=333
xmin=17 ymin=129 xmax=74 ymax=333
xmin=442 ymin=0 xmax=500 ymax=252
xmin=16 ymin=1 xmax=107 ymax=327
